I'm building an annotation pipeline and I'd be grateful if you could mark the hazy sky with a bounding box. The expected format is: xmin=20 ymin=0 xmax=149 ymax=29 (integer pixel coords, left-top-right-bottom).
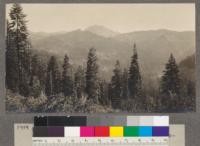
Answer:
xmin=6 ymin=4 xmax=195 ymax=33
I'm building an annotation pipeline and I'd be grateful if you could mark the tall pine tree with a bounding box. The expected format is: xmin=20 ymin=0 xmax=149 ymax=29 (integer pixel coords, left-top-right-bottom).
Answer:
xmin=85 ymin=48 xmax=99 ymax=102
xmin=29 ymin=54 xmax=42 ymax=98
xmin=122 ymin=68 xmax=129 ymax=99
xmin=62 ymin=54 xmax=73 ymax=96
xmin=128 ymin=43 xmax=142 ymax=98
xmin=110 ymin=60 xmax=122 ymax=109
xmin=45 ymin=56 xmax=61 ymax=97
xmin=7 ymin=4 xmax=31 ymax=96
xmin=99 ymin=80 xmax=109 ymax=106
xmin=6 ymin=20 xmax=19 ymax=92
xmin=161 ymin=54 xmax=180 ymax=96
xmin=30 ymin=54 xmax=39 ymax=85
xmin=74 ymin=66 xmax=85 ymax=99
xmin=160 ymin=54 xmax=181 ymax=111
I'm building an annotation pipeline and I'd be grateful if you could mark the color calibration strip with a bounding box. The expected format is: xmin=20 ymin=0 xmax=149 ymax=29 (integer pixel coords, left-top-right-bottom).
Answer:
xmin=32 ymin=116 xmax=169 ymax=145
xmin=34 ymin=116 xmax=169 ymax=126
xmin=33 ymin=116 xmax=169 ymax=138
xmin=33 ymin=126 xmax=169 ymax=137
xmin=15 ymin=124 xmax=186 ymax=146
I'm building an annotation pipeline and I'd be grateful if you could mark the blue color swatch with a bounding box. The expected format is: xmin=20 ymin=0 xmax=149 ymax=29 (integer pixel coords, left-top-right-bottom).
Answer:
xmin=139 ymin=126 xmax=152 ymax=136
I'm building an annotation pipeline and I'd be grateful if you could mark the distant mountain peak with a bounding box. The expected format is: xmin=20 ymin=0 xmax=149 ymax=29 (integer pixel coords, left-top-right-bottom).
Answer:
xmin=85 ymin=25 xmax=119 ymax=38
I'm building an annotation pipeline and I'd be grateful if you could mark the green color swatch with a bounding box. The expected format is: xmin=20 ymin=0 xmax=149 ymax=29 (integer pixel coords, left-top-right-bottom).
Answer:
xmin=123 ymin=126 xmax=139 ymax=137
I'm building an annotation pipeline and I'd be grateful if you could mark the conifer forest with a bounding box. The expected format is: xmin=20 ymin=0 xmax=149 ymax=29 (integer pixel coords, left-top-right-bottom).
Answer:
xmin=6 ymin=4 xmax=195 ymax=113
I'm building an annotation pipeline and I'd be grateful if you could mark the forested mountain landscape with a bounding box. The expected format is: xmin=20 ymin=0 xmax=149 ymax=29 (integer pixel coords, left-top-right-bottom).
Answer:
xmin=30 ymin=28 xmax=195 ymax=80
xmin=6 ymin=4 xmax=195 ymax=113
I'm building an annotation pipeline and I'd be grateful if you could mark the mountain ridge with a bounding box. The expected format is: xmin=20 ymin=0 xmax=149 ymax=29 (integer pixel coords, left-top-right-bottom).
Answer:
xmin=85 ymin=25 xmax=120 ymax=38
xmin=30 ymin=28 xmax=195 ymax=80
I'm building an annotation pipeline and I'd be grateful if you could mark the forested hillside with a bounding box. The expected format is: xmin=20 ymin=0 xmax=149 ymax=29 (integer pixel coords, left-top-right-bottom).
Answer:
xmin=6 ymin=4 xmax=195 ymax=113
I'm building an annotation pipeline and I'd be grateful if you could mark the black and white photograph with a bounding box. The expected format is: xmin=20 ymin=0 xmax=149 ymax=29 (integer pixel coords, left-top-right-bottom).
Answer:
xmin=5 ymin=3 xmax=195 ymax=113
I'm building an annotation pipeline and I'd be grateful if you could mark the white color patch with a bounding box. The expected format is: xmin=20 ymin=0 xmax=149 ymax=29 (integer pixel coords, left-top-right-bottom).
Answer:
xmin=64 ymin=127 xmax=80 ymax=137
xmin=153 ymin=116 xmax=169 ymax=126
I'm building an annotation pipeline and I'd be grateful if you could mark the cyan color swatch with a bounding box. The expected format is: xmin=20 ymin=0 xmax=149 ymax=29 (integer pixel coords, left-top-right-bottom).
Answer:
xmin=139 ymin=126 xmax=152 ymax=136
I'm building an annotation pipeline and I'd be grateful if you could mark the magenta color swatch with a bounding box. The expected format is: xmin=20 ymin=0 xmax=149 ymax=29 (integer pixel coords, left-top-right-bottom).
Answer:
xmin=80 ymin=126 xmax=94 ymax=137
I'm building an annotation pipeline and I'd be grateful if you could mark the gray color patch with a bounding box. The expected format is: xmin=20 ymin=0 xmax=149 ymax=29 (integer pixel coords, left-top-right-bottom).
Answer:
xmin=127 ymin=116 xmax=140 ymax=126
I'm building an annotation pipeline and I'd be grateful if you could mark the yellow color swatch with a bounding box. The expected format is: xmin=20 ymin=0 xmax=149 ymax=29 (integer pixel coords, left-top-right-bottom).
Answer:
xmin=109 ymin=126 xmax=123 ymax=137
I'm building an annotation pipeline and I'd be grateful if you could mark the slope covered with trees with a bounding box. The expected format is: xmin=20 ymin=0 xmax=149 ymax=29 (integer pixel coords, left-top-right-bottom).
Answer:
xmin=6 ymin=4 xmax=195 ymax=113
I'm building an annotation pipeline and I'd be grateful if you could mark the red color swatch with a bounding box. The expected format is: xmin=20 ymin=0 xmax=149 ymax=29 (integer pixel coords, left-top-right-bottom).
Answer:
xmin=95 ymin=126 xmax=109 ymax=137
